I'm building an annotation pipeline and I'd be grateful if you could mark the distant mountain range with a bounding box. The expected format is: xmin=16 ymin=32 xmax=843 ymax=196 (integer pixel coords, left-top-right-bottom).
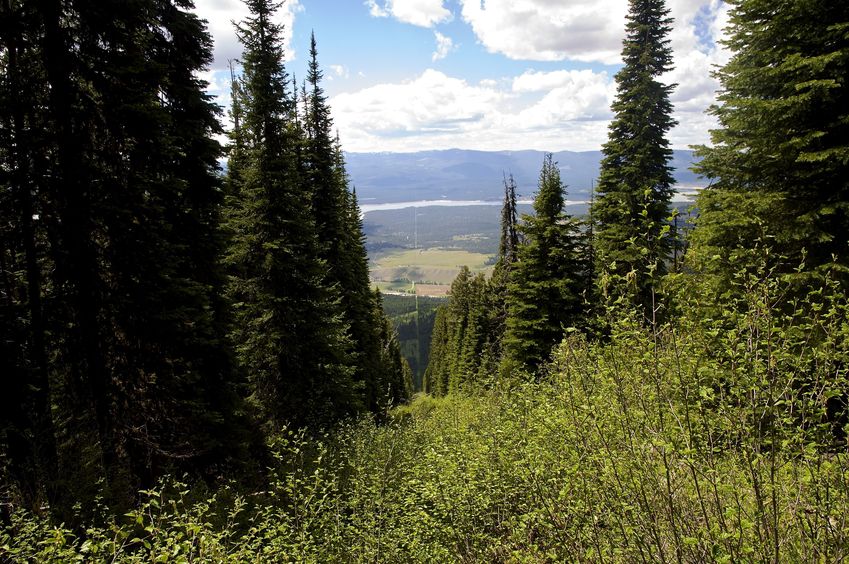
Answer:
xmin=345 ymin=149 xmax=705 ymax=204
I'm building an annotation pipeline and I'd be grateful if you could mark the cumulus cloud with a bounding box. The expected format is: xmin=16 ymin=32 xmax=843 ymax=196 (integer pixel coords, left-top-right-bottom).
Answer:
xmin=512 ymin=70 xmax=615 ymax=125
xmin=193 ymin=0 xmax=303 ymax=70
xmin=455 ymin=0 xmax=729 ymax=147
xmin=663 ymin=0 xmax=731 ymax=146
xmin=330 ymin=68 xmax=619 ymax=152
xmin=194 ymin=0 xmax=732 ymax=152
xmin=365 ymin=0 xmax=451 ymax=28
xmin=332 ymin=69 xmax=503 ymax=139
xmin=329 ymin=65 xmax=350 ymax=80
xmin=459 ymin=0 xmax=627 ymax=64
xmin=432 ymin=31 xmax=454 ymax=61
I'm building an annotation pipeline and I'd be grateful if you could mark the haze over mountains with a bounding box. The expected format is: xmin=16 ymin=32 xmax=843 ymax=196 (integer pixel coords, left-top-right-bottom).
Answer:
xmin=345 ymin=149 xmax=704 ymax=204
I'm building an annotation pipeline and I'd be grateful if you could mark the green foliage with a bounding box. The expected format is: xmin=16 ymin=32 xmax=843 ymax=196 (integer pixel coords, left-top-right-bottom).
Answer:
xmin=224 ymin=0 xmax=360 ymax=429
xmin=6 ymin=264 xmax=849 ymax=561
xmin=487 ymin=174 xmax=521 ymax=368
xmin=383 ymin=295 xmax=444 ymax=390
xmin=0 ymin=0 xmax=249 ymax=515
xmin=423 ymin=267 xmax=491 ymax=395
xmin=592 ymin=0 xmax=677 ymax=315
xmin=692 ymin=0 xmax=849 ymax=283
xmin=503 ymin=154 xmax=592 ymax=371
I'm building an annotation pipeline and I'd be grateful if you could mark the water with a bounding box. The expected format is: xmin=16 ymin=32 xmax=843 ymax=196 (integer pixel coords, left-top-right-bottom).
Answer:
xmin=361 ymin=199 xmax=585 ymax=214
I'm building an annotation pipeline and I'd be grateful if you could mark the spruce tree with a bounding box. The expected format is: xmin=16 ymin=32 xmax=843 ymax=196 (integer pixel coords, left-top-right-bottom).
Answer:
xmin=423 ymin=267 xmax=489 ymax=395
xmin=305 ymin=33 xmax=344 ymax=258
xmin=591 ymin=0 xmax=677 ymax=314
xmin=503 ymin=154 xmax=589 ymax=372
xmin=343 ymin=184 xmax=410 ymax=408
xmin=485 ymin=173 xmax=520 ymax=368
xmin=691 ymin=0 xmax=849 ymax=281
xmin=225 ymin=0 xmax=358 ymax=429
xmin=371 ymin=289 xmax=414 ymax=405
xmin=0 ymin=0 xmax=254 ymax=511
xmin=302 ymin=37 xmax=408 ymax=410
xmin=46 ymin=0 xmax=248 ymax=495
xmin=0 ymin=0 xmax=59 ymax=511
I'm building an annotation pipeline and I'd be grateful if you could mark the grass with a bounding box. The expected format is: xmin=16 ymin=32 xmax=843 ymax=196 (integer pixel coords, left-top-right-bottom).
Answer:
xmin=370 ymin=247 xmax=494 ymax=290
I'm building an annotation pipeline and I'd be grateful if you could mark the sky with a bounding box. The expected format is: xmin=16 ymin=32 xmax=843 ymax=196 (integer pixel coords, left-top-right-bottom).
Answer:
xmin=193 ymin=0 xmax=731 ymax=154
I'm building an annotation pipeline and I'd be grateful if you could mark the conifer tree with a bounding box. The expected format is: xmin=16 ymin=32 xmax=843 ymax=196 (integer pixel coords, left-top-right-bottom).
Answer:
xmin=0 ymin=0 xmax=59 ymax=512
xmin=371 ymin=289 xmax=414 ymax=405
xmin=481 ymin=174 xmax=520 ymax=374
xmin=503 ymin=154 xmax=589 ymax=372
xmin=423 ymin=267 xmax=489 ymax=395
xmin=0 ymin=0 xmax=252 ymax=511
xmin=423 ymin=307 xmax=451 ymax=396
xmin=691 ymin=0 xmax=849 ymax=281
xmin=591 ymin=0 xmax=677 ymax=314
xmin=225 ymin=0 xmax=358 ymax=429
xmin=302 ymin=37 xmax=408 ymax=410
xmin=497 ymin=173 xmax=520 ymax=270
xmin=305 ymin=34 xmax=344 ymax=258
xmin=343 ymin=184 xmax=410 ymax=408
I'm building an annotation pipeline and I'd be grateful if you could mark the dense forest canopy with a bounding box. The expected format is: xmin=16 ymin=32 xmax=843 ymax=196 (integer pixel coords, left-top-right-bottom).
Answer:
xmin=2 ymin=0 xmax=849 ymax=560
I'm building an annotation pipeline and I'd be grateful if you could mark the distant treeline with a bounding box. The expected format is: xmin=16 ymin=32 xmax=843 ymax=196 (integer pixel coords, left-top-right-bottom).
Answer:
xmin=382 ymin=294 xmax=445 ymax=390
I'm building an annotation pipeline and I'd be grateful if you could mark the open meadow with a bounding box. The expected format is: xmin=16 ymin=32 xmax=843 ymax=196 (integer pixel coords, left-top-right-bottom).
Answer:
xmin=371 ymin=247 xmax=493 ymax=296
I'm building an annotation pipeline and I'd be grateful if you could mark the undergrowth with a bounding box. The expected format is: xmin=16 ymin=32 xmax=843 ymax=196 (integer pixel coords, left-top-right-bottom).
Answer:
xmin=3 ymin=266 xmax=849 ymax=562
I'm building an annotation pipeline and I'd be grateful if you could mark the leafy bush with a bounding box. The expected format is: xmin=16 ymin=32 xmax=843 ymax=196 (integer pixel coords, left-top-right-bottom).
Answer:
xmin=4 ymin=265 xmax=848 ymax=561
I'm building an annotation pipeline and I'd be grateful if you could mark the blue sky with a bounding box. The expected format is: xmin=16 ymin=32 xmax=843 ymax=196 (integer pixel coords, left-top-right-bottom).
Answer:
xmin=194 ymin=0 xmax=730 ymax=153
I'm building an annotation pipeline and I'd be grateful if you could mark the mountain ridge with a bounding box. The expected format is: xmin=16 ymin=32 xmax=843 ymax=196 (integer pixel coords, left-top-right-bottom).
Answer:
xmin=345 ymin=149 xmax=704 ymax=204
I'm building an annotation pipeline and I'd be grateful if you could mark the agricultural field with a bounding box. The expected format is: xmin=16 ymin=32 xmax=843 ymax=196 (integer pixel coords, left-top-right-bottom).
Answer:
xmin=364 ymin=205 xmax=505 ymax=296
xmin=371 ymin=247 xmax=494 ymax=296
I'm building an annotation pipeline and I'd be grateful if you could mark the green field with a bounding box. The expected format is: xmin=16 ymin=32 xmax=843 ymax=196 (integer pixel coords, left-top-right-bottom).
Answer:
xmin=371 ymin=247 xmax=494 ymax=296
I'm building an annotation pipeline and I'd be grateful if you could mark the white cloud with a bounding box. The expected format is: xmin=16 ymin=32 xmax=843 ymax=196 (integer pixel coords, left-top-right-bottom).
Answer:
xmin=329 ymin=65 xmax=350 ymax=79
xmin=331 ymin=68 xmax=619 ymax=152
xmin=365 ymin=0 xmax=451 ymax=28
xmin=432 ymin=31 xmax=454 ymax=61
xmin=366 ymin=0 xmax=390 ymax=18
xmin=512 ymin=70 xmax=615 ymax=125
xmin=332 ymin=69 xmax=504 ymax=139
xmin=454 ymin=0 xmax=730 ymax=148
xmin=459 ymin=0 xmax=627 ymax=64
xmin=512 ymin=69 xmax=606 ymax=94
xmin=194 ymin=0 xmax=733 ymax=153
xmin=193 ymin=0 xmax=303 ymax=70
xmin=663 ymin=0 xmax=731 ymax=147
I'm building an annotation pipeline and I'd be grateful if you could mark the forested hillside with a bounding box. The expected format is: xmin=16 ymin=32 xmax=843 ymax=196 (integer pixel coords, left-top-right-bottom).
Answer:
xmin=0 ymin=0 xmax=409 ymax=522
xmin=2 ymin=0 xmax=849 ymax=561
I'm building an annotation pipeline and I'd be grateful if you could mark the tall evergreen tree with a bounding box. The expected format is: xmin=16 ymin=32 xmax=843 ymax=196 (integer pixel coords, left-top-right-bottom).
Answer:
xmin=423 ymin=306 xmax=451 ymax=396
xmin=302 ymin=37 xmax=408 ymax=410
xmin=0 ymin=0 xmax=250 ymax=512
xmin=305 ymin=33 xmax=344 ymax=258
xmin=497 ymin=173 xmax=520 ymax=271
xmin=225 ymin=0 xmax=358 ymax=429
xmin=691 ymin=0 xmax=849 ymax=281
xmin=503 ymin=154 xmax=589 ymax=372
xmin=591 ymin=0 xmax=677 ymax=314
xmin=483 ymin=173 xmax=520 ymax=373
xmin=423 ymin=267 xmax=489 ymax=395
xmin=371 ymin=288 xmax=414 ymax=406
xmin=0 ymin=0 xmax=58 ymax=513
